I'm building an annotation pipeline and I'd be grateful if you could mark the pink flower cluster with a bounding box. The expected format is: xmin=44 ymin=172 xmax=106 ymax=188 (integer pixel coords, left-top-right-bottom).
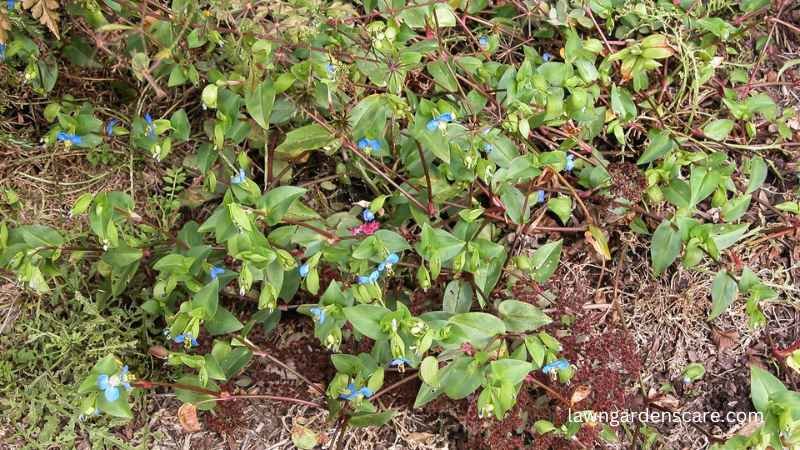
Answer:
xmin=351 ymin=221 xmax=380 ymax=236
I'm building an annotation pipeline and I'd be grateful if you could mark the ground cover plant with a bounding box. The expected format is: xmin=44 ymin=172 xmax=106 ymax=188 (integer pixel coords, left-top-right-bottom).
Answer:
xmin=1 ymin=0 xmax=800 ymax=448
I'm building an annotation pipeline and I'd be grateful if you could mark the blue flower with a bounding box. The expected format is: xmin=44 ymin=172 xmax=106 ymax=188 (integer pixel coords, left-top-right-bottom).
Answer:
xmin=339 ymin=383 xmax=359 ymax=400
xmin=230 ymin=168 xmax=246 ymax=185
xmin=426 ymin=119 xmax=440 ymax=132
xmin=359 ymin=386 xmax=373 ymax=397
xmin=542 ymin=52 xmax=553 ymax=62
xmin=0 ymin=43 xmax=5 ymax=61
xmin=357 ymin=275 xmax=371 ymax=285
xmin=310 ymin=306 xmax=326 ymax=324
xmin=105 ymin=119 xmax=118 ymax=137
xmin=536 ymin=190 xmax=545 ymax=204
xmin=389 ymin=357 xmax=411 ymax=367
xmin=56 ymin=131 xmax=83 ymax=145
xmin=362 ymin=209 xmax=375 ymax=222
xmin=298 ymin=263 xmax=310 ymax=278
xmin=97 ymin=374 xmax=120 ymax=401
xmin=174 ymin=333 xmax=198 ymax=347
xmin=144 ymin=113 xmax=156 ymax=138
xmin=6 ymin=0 xmax=13 ymax=9
xmin=368 ymin=270 xmax=381 ymax=283
xmin=565 ymin=154 xmax=575 ymax=172
xmin=326 ymin=63 xmax=335 ymax=75
xmin=378 ymin=262 xmax=386 ymax=271
xmin=478 ymin=36 xmax=489 ymax=48
xmin=385 ymin=253 xmax=399 ymax=265
xmin=436 ymin=112 xmax=455 ymax=123
xmin=483 ymin=143 xmax=493 ymax=153
xmin=210 ymin=266 xmax=225 ymax=280
xmin=119 ymin=365 xmax=132 ymax=390
xmin=357 ymin=138 xmax=380 ymax=152
xmin=542 ymin=358 xmax=570 ymax=375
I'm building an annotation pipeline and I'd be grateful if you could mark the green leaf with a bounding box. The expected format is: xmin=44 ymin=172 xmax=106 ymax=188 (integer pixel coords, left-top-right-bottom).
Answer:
xmin=448 ymin=312 xmax=506 ymax=345
xmin=440 ymin=357 xmax=484 ymax=399
xmin=420 ymin=356 xmax=439 ymax=386
xmin=205 ymin=306 xmax=244 ymax=336
xmin=245 ymin=80 xmax=276 ymax=131
xmin=348 ymin=410 xmax=397 ymax=427
xmin=651 ymin=221 xmax=681 ymax=276
xmin=746 ymin=156 xmax=767 ymax=194
xmin=708 ymin=270 xmax=738 ymax=320
xmin=426 ymin=61 xmax=458 ymax=92
xmin=443 ymin=280 xmax=473 ymax=314
xmin=170 ymin=109 xmax=190 ymax=141
xmin=531 ymin=239 xmax=562 ymax=283
xmin=547 ymin=196 xmax=572 ymax=224
xmin=702 ymin=119 xmax=734 ymax=141
xmin=258 ymin=186 xmax=307 ymax=225
xmin=498 ymin=300 xmax=551 ymax=332
xmin=750 ymin=366 xmax=787 ymax=413
xmin=274 ymin=124 xmax=335 ymax=159
xmin=637 ymin=129 xmax=675 ymax=165
xmin=343 ymin=304 xmax=390 ymax=340
xmin=193 ymin=279 xmax=220 ymax=319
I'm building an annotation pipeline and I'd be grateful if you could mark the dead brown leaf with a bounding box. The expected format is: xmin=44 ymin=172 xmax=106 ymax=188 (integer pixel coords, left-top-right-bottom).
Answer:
xmin=177 ymin=403 xmax=203 ymax=433
xmin=712 ymin=328 xmax=739 ymax=353
xmin=570 ymin=385 xmax=592 ymax=406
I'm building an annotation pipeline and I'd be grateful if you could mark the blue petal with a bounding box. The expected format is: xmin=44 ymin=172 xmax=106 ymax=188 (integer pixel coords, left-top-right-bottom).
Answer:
xmin=105 ymin=119 xmax=118 ymax=137
xmin=478 ymin=36 xmax=489 ymax=47
xmin=357 ymin=276 xmax=370 ymax=285
xmin=97 ymin=374 xmax=110 ymax=390
xmin=326 ymin=63 xmax=335 ymax=74
xmin=357 ymin=138 xmax=370 ymax=150
xmin=483 ymin=143 xmax=493 ymax=153
xmin=389 ymin=358 xmax=411 ymax=367
xmin=542 ymin=359 xmax=570 ymax=374
xmin=174 ymin=334 xmax=185 ymax=344
xmin=0 ymin=43 xmax=5 ymax=61
xmin=104 ymin=386 xmax=120 ymax=402
xmin=190 ymin=337 xmax=199 ymax=347
xmin=426 ymin=119 xmax=440 ymax=132
xmin=436 ymin=112 xmax=454 ymax=123
xmin=565 ymin=154 xmax=575 ymax=172
xmin=378 ymin=262 xmax=386 ymax=271
xmin=144 ymin=113 xmax=153 ymax=125
xmin=536 ymin=190 xmax=545 ymax=204
xmin=362 ymin=209 xmax=375 ymax=222
xmin=542 ymin=52 xmax=553 ymax=62
xmin=298 ymin=264 xmax=310 ymax=278
xmin=368 ymin=270 xmax=381 ymax=282
xmin=359 ymin=387 xmax=373 ymax=397
xmin=210 ymin=266 xmax=225 ymax=280
xmin=368 ymin=139 xmax=381 ymax=151
xmin=7 ymin=0 xmax=14 ymax=10
xmin=385 ymin=253 xmax=399 ymax=265
xmin=310 ymin=307 xmax=325 ymax=324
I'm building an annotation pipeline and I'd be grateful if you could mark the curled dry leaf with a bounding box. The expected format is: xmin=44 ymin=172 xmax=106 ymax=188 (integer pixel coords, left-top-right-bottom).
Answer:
xmin=177 ymin=403 xmax=203 ymax=433
xmin=291 ymin=421 xmax=320 ymax=450
xmin=21 ymin=0 xmax=60 ymax=38
xmin=570 ymin=385 xmax=592 ymax=406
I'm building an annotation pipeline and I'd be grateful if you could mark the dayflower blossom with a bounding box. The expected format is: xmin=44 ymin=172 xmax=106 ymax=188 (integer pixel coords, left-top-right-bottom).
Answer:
xmin=385 ymin=253 xmax=399 ymax=265
xmin=230 ymin=168 xmax=246 ymax=185
xmin=357 ymin=275 xmax=371 ymax=285
xmin=339 ymin=383 xmax=373 ymax=400
xmin=536 ymin=190 xmax=545 ymax=204
xmin=144 ymin=113 xmax=156 ymax=138
xmin=565 ymin=154 xmax=575 ymax=172
xmin=426 ymin=112 xmax=455 ymax=132
xmin=356 ymin=253 xmax=399 ymax=285
xmin=542 ymin=358 xmax=570 ymax=375
xmin=326 ymin=63 xmax=336 ymax=75
xmin=105 ymin=119 xmax=118 ymax=137
xmin=298 ymin=263 xmax=310 ymax=278
xmin=7 ymin=0 xmax=13 ymax=9
xmin=389 ymin=357 xmax=411 ymax=368
xmin=478 ymin=36 xmax=489 ymax=48
xmin=209 ymin=266 xmax=225 ymax=280
xmin=483 ymin=143 xmax=493 ymax=153
xmin=362 ymin=209 xmax=375 ymax=222
xmin=350 ymin=220 xmax=380 ymax=236
xmin=174 ymin=332 xmax=199 ymax=347
xmin=56 ymin=132 xmax=83 ymax=145
xmin=96 ymin=365 xmax=132 ymax=402
xmin=309 ymin=306 xmax=326 ymax=324
xmin=0 ymin=43 xmax=5 ymax=61
xmin=357 ymin=138 xmax=381 ymax=152
xmin=542 ymin=52 xmax=553 ymax=62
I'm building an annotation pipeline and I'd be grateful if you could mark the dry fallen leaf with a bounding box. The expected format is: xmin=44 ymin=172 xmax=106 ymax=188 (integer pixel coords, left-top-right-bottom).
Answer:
xmin=291 ymin=421 xmax=320 ymax=450
xmin=177 ymin=403 xmax=203 ymax=433
xmin=407 ymin=432 xmax=435 ymax=444
xmin=570 ymin=385 xmax=592 ymax=406
xmin=712 ymin=328 xmax=739 ymax=353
